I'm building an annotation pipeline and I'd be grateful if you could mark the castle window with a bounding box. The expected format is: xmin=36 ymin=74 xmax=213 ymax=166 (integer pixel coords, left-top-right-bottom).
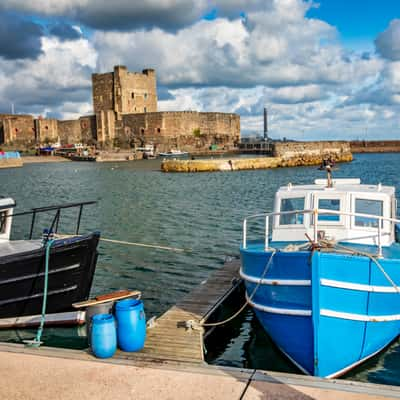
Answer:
xmin=141 ymin=128 xmax=145 ymax=134
xmin=144 ymin=107 xmax=147 ymax=113
xmin=15 ymin=128 xmax=18 ymax=133
xmin=131 ymin=92 xmax=135 ymax=99
xmin=157 ymin=128 xmax=161 ymax=133
xmin=45 ymin=126 xmax=48 ymax=130
xmin=144 ymin=93 xmax=147 ymax=100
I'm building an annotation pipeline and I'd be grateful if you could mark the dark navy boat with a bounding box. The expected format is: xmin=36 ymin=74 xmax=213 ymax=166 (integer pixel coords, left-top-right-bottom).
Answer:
xmin=240 ymin=171 xmax=400 ymax=378
xmin=0 ymin=198 xmax=100 ymax=328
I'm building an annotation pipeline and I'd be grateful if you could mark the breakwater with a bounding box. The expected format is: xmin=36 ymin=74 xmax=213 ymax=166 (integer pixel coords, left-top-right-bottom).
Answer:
xmin=350 ymin=140 xmax=400 ymax=153
xmin=162 ymin=141 xmax=352 ymax=172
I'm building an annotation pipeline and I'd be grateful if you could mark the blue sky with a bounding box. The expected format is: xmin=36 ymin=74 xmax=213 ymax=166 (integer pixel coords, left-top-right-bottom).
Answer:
xmin=0 ymin=0 xmax=399 ymax=140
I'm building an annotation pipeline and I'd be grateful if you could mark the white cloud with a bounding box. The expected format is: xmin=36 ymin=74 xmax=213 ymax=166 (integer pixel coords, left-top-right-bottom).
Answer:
xmin=375 ymin=19 xmax=400 ymax=61
xmin=0 ymin=36 xmax=97 ymax=117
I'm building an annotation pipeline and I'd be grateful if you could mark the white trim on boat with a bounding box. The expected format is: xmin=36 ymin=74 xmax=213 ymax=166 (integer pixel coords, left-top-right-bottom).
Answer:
xmin=320 ymin=309 xmax=400 ymax=322
xmin=0 ymin=285 xmax=78 ymax=306
xmin=0 ymin=310 xmax=86 ymax=329
xmin=240 ymin=269 xmax=311 ymax=286
xmin=246 ymin=294 xmax=311 ymax=316
xmin=320 ymin=278 xmax=400 ymax=293
xmin=0 ymin=263 xmax=81 ymax=285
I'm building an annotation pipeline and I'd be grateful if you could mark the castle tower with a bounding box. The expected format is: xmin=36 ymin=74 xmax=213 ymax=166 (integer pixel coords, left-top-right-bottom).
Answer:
xmin=92 ymin=66 xmax=157 ymax=115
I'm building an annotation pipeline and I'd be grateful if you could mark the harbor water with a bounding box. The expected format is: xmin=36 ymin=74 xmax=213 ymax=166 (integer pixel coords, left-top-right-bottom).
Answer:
xmin=1 ymin=153 xmax=400 ymax=385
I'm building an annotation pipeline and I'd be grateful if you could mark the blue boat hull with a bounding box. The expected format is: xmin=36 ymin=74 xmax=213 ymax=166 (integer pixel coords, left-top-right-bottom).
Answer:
xmin=240 ymin=244 xmax=400 ymax=377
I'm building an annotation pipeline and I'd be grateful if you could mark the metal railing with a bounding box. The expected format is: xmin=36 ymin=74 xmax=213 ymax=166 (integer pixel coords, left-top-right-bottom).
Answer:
xmin=4 ymin=201 xmax=97 ymax=239
xmin=242 ymin=208 xmax=400 ymax=257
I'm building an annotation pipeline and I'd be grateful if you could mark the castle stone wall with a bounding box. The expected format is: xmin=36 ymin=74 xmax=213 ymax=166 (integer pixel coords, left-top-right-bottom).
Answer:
xmin=92 ymin=72 xmax=114 ymax=114
xmin=36 ymin=118 xmax=58 ymax=143
xmin=58 ymin=119 xmax=82 ymax=144
xmin=121 ymin=111 xmax=240 ymax=152
xmin=0 ymin=114 xmax=35 ymax=146
xmin=80 ymin=115 xmax=97 ymax=144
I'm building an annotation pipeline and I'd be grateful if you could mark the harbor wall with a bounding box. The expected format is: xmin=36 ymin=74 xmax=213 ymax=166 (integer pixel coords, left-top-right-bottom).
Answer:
xmin=350 ymin=140 xmax=400 ymax=153
xmin=162 ymin=141 xmax=353 ymax=172
xmin=273 ymin=141 xmax=352 ymax=164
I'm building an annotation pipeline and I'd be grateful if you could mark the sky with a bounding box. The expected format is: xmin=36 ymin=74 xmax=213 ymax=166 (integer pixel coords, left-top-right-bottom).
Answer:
xmin=0 ymin=0 xmax=399 ymax=140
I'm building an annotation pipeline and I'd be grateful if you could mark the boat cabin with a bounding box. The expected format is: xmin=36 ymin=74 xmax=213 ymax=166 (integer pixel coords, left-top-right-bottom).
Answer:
xmin=0 ymin=197 xmax=15 ymax=242
xmin=271 ymin=179 xmax=396 ymax=247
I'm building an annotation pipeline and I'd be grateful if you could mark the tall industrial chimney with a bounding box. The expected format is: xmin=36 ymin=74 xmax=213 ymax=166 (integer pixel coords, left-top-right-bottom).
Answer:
xmin=263 ymin=107 xmax=268 ymax=141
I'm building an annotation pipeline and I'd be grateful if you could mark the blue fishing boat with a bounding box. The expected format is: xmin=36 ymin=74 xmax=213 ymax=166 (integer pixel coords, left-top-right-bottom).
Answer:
xmin=240 ymin=166 xmax=400 ymax=378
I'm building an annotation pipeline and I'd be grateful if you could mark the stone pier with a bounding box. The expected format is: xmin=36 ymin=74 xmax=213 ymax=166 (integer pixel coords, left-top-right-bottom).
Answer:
xmin=161 ymin=141 xmax=353 ymax=172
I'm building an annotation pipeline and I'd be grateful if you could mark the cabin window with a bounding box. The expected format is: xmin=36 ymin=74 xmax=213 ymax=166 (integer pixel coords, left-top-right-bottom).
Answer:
xmin=355 ymin=199 xmax=383 ymax=228
xmin=318 ymin=198 xmax=341 ymax=222
xmin=280 ymin=197 xmax=304 ymax=225
xmin=0 ymin=212 xmax=6 ymax=233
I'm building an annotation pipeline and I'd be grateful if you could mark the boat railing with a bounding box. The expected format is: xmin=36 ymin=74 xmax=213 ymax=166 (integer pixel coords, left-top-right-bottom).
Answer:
xmin=7 ymin=201 xmax=97 ymax=239
xmin=243 ymin=209 xmax=400 ymax=257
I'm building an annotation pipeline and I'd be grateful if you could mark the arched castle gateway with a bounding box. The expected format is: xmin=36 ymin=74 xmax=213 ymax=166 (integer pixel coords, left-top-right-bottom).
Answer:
xmin=0 ymin=66 xmax=240 ymax=152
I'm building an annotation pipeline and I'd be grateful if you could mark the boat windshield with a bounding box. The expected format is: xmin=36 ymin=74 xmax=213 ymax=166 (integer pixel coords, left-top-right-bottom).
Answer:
xmin=355 ymin=198 xmax=383 ymax=228
xmin=280 ymin=197 xmax=304 ymax=225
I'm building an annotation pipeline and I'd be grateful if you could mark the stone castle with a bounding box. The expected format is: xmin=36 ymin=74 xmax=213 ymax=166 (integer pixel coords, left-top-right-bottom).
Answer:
xmin=0 ymin=66 xmax=240 ymax=152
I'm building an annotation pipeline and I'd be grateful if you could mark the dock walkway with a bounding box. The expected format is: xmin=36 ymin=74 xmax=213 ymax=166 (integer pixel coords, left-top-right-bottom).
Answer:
xmin=115 ymin=258 xmax=241 ymax=363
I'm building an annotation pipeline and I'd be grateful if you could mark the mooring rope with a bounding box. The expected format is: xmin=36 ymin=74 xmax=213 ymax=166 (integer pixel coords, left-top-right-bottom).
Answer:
xmin=186 ymin=249 xmax=277 ymax=330
xmin=24 ymin=239 xmax=54 ymax=348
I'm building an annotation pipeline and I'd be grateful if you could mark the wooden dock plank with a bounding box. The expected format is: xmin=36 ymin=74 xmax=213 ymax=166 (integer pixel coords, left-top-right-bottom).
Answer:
xmin=114 ymin=259 xmax=240 ymax=363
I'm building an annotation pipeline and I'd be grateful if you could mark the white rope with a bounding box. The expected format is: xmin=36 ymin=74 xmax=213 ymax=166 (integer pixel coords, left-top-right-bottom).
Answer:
xmin=54 ymin=234 xmax=189 ymax=253
xmin=100 ymin=237 xmax=188 ymax=253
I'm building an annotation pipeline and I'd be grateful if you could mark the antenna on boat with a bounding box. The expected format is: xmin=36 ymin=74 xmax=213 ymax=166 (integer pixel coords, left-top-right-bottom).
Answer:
xmin=318 ymin=157 xmax=336 ymax=188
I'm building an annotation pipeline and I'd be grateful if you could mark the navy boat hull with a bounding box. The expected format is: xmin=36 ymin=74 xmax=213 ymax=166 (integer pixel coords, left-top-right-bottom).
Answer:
xmin=0 ymin=233 xmax=100 ymax=327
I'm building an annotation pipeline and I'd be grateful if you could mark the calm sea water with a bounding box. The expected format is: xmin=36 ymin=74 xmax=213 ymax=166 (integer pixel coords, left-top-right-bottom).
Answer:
xmin=1 ymin=153 xmax=400 ymax=385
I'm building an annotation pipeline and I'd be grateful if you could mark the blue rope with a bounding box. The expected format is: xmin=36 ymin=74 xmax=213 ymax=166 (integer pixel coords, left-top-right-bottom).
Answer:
xmin=25 ymin=239 xmax=55 ymax=348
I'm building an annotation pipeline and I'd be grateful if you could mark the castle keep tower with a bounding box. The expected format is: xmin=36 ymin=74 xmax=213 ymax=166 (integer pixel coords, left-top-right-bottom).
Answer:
xmin=92 ymin=66 xmax=157 ymax=115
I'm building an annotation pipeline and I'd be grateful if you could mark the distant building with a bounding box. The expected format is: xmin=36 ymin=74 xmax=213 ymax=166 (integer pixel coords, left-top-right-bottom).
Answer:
xmin=0 ymin=66 xmax=240 ymax=152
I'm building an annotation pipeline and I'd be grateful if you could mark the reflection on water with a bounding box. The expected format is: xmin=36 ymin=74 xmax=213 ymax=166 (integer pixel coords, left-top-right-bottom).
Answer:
xmin=1 ymin=153 xmax=400 ymax=384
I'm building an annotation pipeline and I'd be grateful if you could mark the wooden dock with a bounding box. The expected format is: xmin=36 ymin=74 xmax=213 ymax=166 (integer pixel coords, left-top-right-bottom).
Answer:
xmin=114 ymin=258 xmax=241 ymax=364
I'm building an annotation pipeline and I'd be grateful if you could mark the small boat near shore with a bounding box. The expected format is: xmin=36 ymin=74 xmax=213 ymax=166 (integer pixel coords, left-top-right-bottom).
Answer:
xmin=240 ymin=165 xmax=400 ymax=378
xmin=159 ymin=149 xmax=189 ymax=158
xmin=0 ymin=198 xmax=100 ymax=328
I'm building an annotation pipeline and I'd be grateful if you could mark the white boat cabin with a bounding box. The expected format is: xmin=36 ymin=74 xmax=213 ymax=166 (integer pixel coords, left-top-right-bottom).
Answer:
xmin=272 ymin=179 xmax=396 ymax=247
xmin=0 ymin=198 xmax=15 ymax=242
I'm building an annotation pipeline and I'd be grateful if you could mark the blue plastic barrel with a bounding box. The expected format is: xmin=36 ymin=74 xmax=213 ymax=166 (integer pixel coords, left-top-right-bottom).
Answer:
xmin=115 ymin=299 xmax=146 ymax=352
xmin=91 ymin=314 xmax=117 ymax=358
